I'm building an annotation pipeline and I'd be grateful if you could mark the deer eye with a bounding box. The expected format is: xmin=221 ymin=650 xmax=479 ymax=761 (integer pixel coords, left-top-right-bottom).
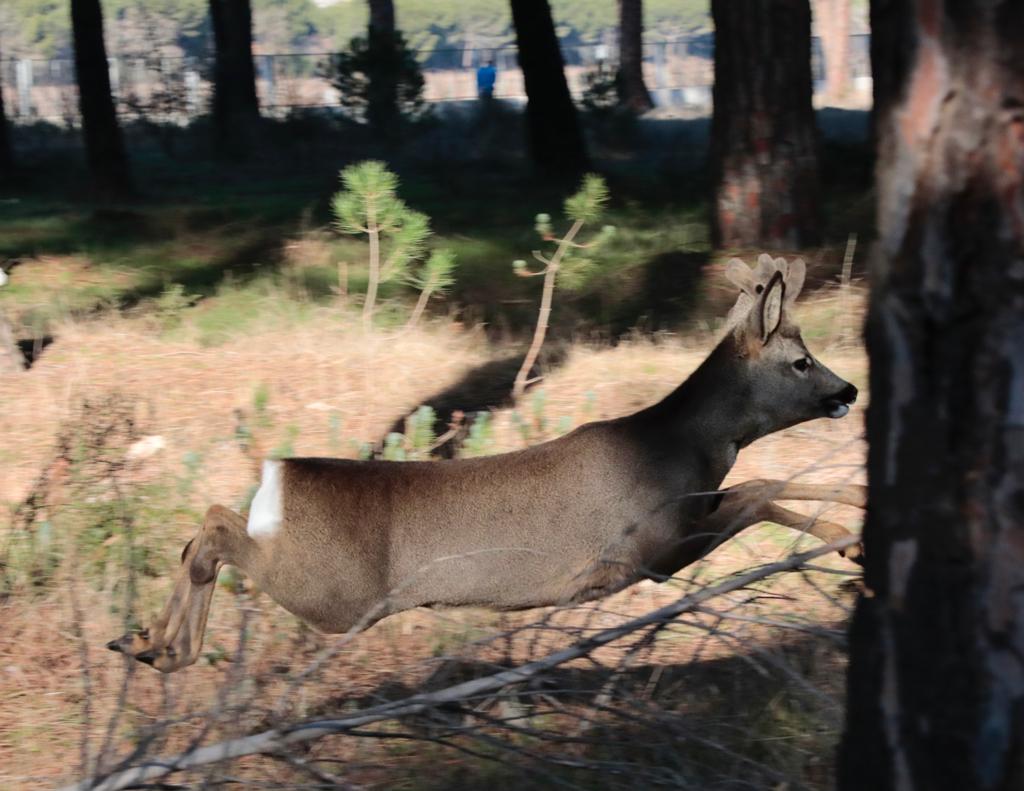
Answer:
xmin=793 ymin=357 xmax=812 ymax=373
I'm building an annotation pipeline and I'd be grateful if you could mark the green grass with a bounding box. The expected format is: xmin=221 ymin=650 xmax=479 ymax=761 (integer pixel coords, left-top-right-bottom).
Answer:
xmin=0 ymin=113 xmax=873 ymax=342
xmin=181 ymin=279 xmax=318 ymax=346
xmin=0 ymin=181 xmax=714 ymax=339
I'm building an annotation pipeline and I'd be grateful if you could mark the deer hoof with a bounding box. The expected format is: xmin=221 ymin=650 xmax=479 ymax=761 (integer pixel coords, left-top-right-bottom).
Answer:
xmin=106 ymin=629 xmax=156 ymax=656
xmin=840 ymin=542 xmax=865 ymax=566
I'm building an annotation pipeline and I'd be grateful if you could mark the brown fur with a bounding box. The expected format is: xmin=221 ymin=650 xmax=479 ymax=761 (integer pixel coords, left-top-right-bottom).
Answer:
xmin=109 ymin=258 xmax=863 ymax=672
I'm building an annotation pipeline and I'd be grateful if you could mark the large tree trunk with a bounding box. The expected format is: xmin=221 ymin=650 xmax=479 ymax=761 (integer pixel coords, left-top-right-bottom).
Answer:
xmin=0 ymin=45 xmax=13 ymax=185
xmin=710 ymin=0 xmax=820 ymax=249
xmin=814 ymin=0 xmax=850 ymax=103
xmin=209 ymin=0 xmax=260 ymax=157
xmin=365 ymin=0 xmax=399 ymax=134
xmin=0 ymin=311 xmax=24 ymax=375
xmin=368 ymin=0 xmax=394 ymax=36
xmin=616 ymin=0 xmax=653 ymax=113
xmin=71 ymin=0 xmax=132 ymax=197
xmin=840 ymin=3 xmax=1024 ymax=790
xmin=510 ymin=0 xmax=589 ymax=178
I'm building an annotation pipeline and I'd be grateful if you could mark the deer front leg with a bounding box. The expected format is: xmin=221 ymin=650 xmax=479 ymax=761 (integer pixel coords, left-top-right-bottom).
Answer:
xmin=700 ymin=480 xmax=864 ymax=561
xmin=758 ymin=501 xmax=863 ymax=562
xmin=107 ymin=505 xmax=259 ymax=673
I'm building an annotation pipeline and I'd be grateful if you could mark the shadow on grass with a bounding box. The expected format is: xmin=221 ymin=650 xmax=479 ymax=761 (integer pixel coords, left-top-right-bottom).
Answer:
xmin=1 ymin=107 xmax=872 ymax=342
xmin=15 ymin=334 xmax=54 ymax=369
xmin=112 ymin=232 xmax=288 ymax=310
xmin=380 ymin=251 xmax=714 ymax=457
xmin=0 ymin=202 xmax=292 ymax=336
xmin=383 ymin=346 xmax=571 ymax=457
xmin=581 ymin=249 xmax=713 ymax=337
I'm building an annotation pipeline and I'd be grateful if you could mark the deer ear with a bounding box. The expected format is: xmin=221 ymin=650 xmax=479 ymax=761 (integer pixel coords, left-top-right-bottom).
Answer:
xmin=783 ymin=257 xmax=805 ymax=306
xmin=725 ymin=258 xmax=755 ymax=294
xmin=759 ymin=271 xmax=785 ymax=342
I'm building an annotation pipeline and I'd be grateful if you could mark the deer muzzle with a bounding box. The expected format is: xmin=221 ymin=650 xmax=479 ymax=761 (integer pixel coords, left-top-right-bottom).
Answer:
xmin=823 ymin=383 xmax=858 ymax=419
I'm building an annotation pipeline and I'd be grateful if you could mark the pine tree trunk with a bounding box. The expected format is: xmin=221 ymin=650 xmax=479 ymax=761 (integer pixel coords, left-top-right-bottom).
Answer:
xmin=210 ymin=0 xmax=260 ymax=157
xmin=616 ymin=0 xmax=653 ymax=113
xmin=366 ymin=0 xmax=399 ymax=134
xmin=710 ymin=0 xmax=819 ymax=249
xmin=368 ymin=0 xmax=395 ymax=36
xmin=0 ymin=311 xmax=24 ymax=375
xmin=840 ymin=3 xmax=1024 ymax=789
xmin=0 ymin=46 xmax=12 ymax=184
xmin=509 ymin=0 xmax=589 ymax=178
xmin=814 ymin=0 xmax=850 ymax=102
xmin=71 ymin=0 xmax=132 ymax=197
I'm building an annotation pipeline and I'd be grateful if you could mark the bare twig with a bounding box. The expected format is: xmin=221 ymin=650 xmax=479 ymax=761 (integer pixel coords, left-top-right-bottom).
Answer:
xmin=840 ymin=232 xmax=857 ymax=345
xmin=68 ymin=559 xmax=93 ymax=779
xmin=0 ymin=308 xmax=24 ymax=374
xmin=512 ymin=218 xmax=586 ymax=400
xmin=362 ymin=208 xmax=379 ymax=331
xmin=61 ymin=536 xmax=856 ymax=791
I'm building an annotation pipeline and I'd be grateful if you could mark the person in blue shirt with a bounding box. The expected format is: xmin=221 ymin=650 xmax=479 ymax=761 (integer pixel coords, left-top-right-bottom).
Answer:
xmin=476 ymin=60 xmax=497 ymax=100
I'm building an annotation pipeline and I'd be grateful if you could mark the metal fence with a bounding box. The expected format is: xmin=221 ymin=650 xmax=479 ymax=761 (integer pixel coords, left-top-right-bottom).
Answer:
xmin=0 ymin=34 xmax=871 ymax=125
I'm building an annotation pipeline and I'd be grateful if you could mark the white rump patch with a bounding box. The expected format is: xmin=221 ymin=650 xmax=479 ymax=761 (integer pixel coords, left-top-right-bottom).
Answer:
xmin=127 ymin=435 xmax=166 ymax=460
xmin=247 ymin=460 xmax=283 ymax=539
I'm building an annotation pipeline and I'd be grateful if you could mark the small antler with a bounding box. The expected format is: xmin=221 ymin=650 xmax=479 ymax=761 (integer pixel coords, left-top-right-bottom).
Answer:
xmin=725 ymin=257 xmax=756 ymax=295
xmin=781 ymin=257 xmax=806 ymax=306
xmin=724 ymin=254 xmax=807 ymax=331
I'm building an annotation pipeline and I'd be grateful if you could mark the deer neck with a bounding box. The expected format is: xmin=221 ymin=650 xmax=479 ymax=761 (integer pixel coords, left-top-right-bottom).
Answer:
xmin=631 ymin=338 xmax=768 ymax=473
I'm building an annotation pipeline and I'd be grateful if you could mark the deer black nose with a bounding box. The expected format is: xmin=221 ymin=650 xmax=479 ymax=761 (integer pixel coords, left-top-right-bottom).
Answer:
xmin=838 ymin=383 xmax=858 ymax=404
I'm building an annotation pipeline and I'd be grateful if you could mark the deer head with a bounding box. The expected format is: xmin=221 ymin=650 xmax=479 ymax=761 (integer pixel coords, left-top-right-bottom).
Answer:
xmin=723 ymin=254 xmax=857 ymax=439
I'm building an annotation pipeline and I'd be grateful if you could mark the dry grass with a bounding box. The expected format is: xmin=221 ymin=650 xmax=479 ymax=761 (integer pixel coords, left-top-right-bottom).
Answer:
xmin=0 ymin=310 xmax=491 ymax=507
xmin=0 ymin=281 xmax=869 ymax=789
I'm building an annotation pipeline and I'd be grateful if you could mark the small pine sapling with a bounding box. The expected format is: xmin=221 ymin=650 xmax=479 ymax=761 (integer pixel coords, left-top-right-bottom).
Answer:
xmin=382 ymin=432 xmax=407 ymax=461
xmin=404 ymin=405 xmax=438 ymax=459
xmin=512 ymin=174 xmax=615 ymax=399
xmin=328 ymin=413 xmax=343 ymax=454
xmin=460 ymin=412 xmax=495 ymax=458
xmin=331 ymin=161 xmax=431 ymax=329
xmin=405 ymin=249 xmax=457 ymax=329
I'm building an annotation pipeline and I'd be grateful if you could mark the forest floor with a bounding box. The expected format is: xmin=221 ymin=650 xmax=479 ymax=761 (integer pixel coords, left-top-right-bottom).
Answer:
xmin=0 ymin=293 xmax=868 ymax=789
xmin=0 ymin=124 xmax=873 ymax=789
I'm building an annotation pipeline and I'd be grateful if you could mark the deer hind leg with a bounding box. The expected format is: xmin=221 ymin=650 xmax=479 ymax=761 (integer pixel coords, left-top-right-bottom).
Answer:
xmin=107 ymin=505 xmax=259 ymax=673
xmin=701 ymin=479 xmax=864 ymax=561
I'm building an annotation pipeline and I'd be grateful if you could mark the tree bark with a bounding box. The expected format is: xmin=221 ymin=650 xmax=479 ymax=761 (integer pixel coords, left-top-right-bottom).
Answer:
xmin=0 ymin=45 xmax=12 ymax=185
xmin=815 ymin=0 xmax=850 ymax=103
xmin=368 ymin=0 xmax=395 ymax=36
xmin=840 ymin=3 xmax=1024 ymax=790
xmin=710 ymin=0 xmax=820 ymax=249
xmin=616 ymin=0 xmax=653 ymax=113
xmin=71 ymin=0 xmax=132 ymax=197
xmin=0 ymin=311 xmax=24 ymax=375
xmin=209 ymin=0 xmax=260 ymax=157
xmin=510 ymin=0 xmax=589 ymax=178
xmin=365 ymin=0 xmax=400 ymax=135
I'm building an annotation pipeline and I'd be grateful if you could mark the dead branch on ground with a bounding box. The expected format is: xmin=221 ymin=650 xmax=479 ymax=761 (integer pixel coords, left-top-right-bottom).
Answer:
xmin=62 ymin=535 xmax=855 ymax=791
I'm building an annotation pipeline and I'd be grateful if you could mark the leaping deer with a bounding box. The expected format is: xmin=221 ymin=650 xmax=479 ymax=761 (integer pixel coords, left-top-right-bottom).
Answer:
xmin=109 ymin=255 xmax=864 ymax=673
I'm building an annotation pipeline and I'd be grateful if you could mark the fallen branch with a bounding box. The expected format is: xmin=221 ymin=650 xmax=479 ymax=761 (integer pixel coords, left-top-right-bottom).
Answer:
xmin=62 ymin=536 xmax=857 ymax=791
